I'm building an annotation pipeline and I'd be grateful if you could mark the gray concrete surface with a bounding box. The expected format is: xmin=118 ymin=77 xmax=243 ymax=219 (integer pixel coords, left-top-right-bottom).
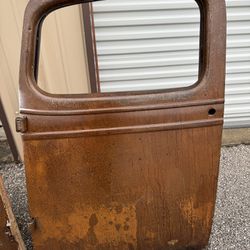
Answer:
xmin=207 ymin=145 xmax=250 ymax=250
xmin=222 ymin=128 xmax=250 ymax=146
xmin=0 ymin=126 xmax=14 ymax=163
xmin=0 ymin=144 xmax=249 ymax=249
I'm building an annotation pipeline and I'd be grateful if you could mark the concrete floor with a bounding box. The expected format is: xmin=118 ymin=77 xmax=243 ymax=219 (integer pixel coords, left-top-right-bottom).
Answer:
xmin=0 ymin=129 xmax=249 ymax=249
xmin=207 ymin=145 xmax=250 ymax=250
xmin=0 ymin=126 xmax=14 ymax=163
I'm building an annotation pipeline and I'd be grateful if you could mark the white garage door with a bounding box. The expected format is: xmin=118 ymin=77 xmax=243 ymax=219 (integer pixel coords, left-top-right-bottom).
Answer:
xmin=92 ymin=0 xmax=250 ymax=128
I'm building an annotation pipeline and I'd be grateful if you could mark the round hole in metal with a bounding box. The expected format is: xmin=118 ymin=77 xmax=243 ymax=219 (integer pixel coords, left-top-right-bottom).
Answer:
xmin=208 ymin=108 xmax=216 ymax=116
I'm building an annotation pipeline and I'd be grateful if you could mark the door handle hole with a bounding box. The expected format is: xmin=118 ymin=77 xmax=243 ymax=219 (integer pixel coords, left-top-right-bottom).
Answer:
xmin=208 ymin=108 xmax=216 ymax=116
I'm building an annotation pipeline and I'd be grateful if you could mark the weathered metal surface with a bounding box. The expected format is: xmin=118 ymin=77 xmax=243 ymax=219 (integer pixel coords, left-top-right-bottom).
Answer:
xmin=0 ymin=176 xmax=26 ymax=249
xmin=18 ymin=0 xmax=226 ymax=249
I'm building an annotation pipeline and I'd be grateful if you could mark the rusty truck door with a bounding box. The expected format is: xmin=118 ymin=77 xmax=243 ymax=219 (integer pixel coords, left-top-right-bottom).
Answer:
xmin=18 ymin=0 xmax=226 ymax=249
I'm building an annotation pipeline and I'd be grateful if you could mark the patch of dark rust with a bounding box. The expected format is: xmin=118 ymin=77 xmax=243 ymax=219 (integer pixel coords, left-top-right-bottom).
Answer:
xmin=115 ymin=224 xmax=121 ymax=231
xmin=86 ymin=213 xmax=98 ymax=245
xmin=89 ymin=213 xmax=98 ymax=227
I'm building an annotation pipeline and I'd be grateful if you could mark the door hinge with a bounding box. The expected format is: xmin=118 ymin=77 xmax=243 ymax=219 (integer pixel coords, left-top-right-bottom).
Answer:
xmin=15 ymin=116 xmax=28 ymax=133
xmin=28 ymin=218 xmax=37 ymax=232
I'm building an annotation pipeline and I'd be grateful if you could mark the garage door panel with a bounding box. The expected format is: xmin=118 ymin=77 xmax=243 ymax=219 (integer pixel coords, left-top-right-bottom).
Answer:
xmin=93 ymin=0 xmax=250 ymax=127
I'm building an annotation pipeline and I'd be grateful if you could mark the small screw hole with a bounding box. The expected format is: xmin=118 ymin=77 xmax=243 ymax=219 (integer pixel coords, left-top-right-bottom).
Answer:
xmin=208 ymin=108 xmax=216 ymax=116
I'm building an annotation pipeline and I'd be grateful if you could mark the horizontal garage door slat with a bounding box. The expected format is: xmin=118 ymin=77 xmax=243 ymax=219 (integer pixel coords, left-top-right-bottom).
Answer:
xmin=98 ymin=49 xmax=250 ymax=70
xmin=96 ymin=34 xmax=250 ymax=55
xmin=93 ymin=0 xmax=250 ymax=128
xmin=99 ymin=61 xmax=250 ymax=82
xmin=93 ymin=0 xmax=249 ymax=12
xmin=95 ymin=21 xmax=250 ymax=41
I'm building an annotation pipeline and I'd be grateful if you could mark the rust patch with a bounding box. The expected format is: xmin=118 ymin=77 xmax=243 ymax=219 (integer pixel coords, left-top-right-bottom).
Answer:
xmin=115 ymin=224 xmax=121 ymax=231
xmin=89 ymin=213 xmax=98 ymax=227
xmin=86 ymin=213 xmax=99 ymax=245
xmin=34 ymin=203 xmax=137 ymax=248
xmin=123 ymin=225 xmax=130 ymax=231
xmin=179 ymin=197 xmax=213 ymax=231
xmin=145 ymin=230 xmax=156 ymax=241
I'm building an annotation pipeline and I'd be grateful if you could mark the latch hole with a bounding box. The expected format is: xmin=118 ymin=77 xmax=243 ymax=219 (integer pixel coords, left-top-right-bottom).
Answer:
xmin=208 ymin=108 xmax=216 ymax=116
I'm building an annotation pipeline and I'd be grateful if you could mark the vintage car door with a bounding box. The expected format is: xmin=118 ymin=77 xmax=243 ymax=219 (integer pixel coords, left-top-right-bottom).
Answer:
xmin=17 ymin=0 xmax=226 ymax=249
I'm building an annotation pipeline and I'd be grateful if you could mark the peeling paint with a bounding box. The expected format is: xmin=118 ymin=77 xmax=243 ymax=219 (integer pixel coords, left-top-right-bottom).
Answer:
xmin=34 ymin=203 xmax=137 ymax=248
xmin=168 ymin=239 xmax=179 ymax=246
xmin=179 ymin=196 xmax=213 ymax=232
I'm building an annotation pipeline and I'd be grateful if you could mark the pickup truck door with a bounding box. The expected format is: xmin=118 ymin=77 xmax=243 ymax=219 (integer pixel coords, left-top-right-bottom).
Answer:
xmin=18 ymin=0 xmax=226 ymax=249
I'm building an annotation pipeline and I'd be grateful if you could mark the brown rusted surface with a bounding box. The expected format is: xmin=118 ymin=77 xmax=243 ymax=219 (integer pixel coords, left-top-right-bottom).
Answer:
xmin=0 ymin=176 xmax=26 ymax=249
xmin=24 ymin=127 xmax=222 ymax=249
xmin=19 ymin=0 xmax=226 ymax=249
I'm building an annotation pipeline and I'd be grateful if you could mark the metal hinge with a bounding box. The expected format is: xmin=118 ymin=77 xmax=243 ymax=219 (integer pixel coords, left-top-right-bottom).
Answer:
xmin=15 ymin=116 xmax=28 ymax=133
xmin=28 ymin=218 xmax=37 ymax=232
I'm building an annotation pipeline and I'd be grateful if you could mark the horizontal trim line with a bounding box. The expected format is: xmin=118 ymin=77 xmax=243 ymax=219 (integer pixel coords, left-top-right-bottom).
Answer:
xmin=20 ymin=99 xmax=224 ymax=116
xmin=22 ymin=118 xmax=223 ymax=141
